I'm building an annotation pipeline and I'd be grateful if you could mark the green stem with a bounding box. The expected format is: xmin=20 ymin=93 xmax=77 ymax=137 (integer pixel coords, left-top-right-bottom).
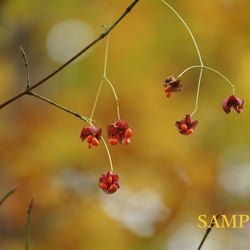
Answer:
xmin=161 ymin=0 xmax=205 ymax=116
xmin=90 ymin=78 xmax=104 ymax=124
xmin=101 ymin=136 xmax=114 ymax=172
xmin=178 ymin=65 xmax=202 ymax=77
xmin=29 ymin=92 xmax=92 ymax=123
xmin=178 ymin=65 xmax=235 ymax=94
xmin=90 ymin=0 xmax=120 ymax=122
xmin=25 ymin=198 xmax=34 ymax=250
xmin=190 ymin=67 xmax=204 ymax=117
xmin=105 ymin=77 xmax=120 ymax=120
xmin=161 ymin=0 xmax=203 ymax=66
xmin=204 ymin=66 xmax=235 ymax=95
xmin=103 ymin=0 xmax=119 ymax=77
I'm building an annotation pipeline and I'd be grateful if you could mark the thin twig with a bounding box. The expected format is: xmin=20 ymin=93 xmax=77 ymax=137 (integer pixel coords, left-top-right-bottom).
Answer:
xmin=197 ymin=212 xmax=221 ymax=250
xmin=19 ymin=47 xmax=92 ymax=122
xmin=0 ymin=184 xmax=18 ymax=207
xmin=20 ymin=46 xmax=30 ymax=88
xmin=25 ymin=198 xmax=34 ymax=250
xmin=0 ymin=0 xmax=139 ymax=110
xmin=29 ymin=92 xmax=92 ymax=122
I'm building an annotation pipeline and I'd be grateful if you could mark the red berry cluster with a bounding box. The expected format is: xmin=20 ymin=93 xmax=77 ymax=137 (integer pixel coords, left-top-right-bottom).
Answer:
xmin=175 ymin=114 xmax=198 ymax=135
xmin=80 ymin=120 xmax=132 ymax=194
xmin=80 ymin=127 xmax=102 ymax=148
xmin=222 ymin=95 xmax=244 ymax=114
xmin=163 ymin=76 xmax=244 ymax=135
xmin=80 ymin=120 xmax=132 ymax=148
xmin=107 ymin=120 xmax=133 ymax=145
xmin=99 ymin=171 xmax=120 ymax=194
xmin=163 ymin=76 xmax=183 ymax=98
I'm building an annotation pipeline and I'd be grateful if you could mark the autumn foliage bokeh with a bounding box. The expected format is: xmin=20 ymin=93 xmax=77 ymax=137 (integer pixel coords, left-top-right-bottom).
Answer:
xmin=0 ymin=0 xmax=250 ymax=249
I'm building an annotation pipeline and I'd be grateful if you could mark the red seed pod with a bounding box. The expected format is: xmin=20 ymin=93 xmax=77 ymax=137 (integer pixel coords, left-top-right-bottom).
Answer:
xmin=125 ymin=128 xmax=133 ymax=138
xmin=180 ymin=124 xmax=188 ymax=131
xmin=86 ymin=135 xmax=93 ymax=143
xmin=163 ymin=76 xmax=183 ymax=98
xmin=108 ymin=175 xmax=113 ymax=184
xmin=80 ymin=126 xmax=102 ymax=148
xmin=175 ymin=114 xmax=198 ymax=135
xmin=92 ymin=137 xmax=99 ymax=146
xmin=222 ymin=95 xmax=244 ymax=114
xmin=186 ymin=128 xmax=194 ymax=135
xmin=99 ymin=171 xmax=120 ymax=194
xmin=109 ymin=138 xmax=118 ymax=145
xmin=99 ymin=183 xmax=108 ymax=189
xmin=124 ymin=138 xmax=131 ymax=145
xmin=107 ymin=120 xmax=132 ymax=145
xmin=109 ymin=184 xmax=118 ymax=193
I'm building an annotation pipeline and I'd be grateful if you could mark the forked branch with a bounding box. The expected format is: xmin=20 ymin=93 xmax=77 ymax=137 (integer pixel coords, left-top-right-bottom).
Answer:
xmin=0 ymin=0 xmax=139 ymax=110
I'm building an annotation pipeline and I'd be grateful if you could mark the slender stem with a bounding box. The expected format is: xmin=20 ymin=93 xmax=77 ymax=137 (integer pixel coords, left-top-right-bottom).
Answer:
xmin=105 ymin=77 xmax=120 ymax=120
xmin=90 ymin=0 xmax=121 ymax=122
xmin=103 ymin=0 xmax=119 ymax=77
xmin=178 ymin=65 xmax=201 ymax=77
xmin=190 ymin=67 xmax=204 ymax=117
xmin=25 ymin=198 xmax=34 ymax=250
xmin=204 ymin=66 xmax=235 ymax=95
xmin=20 ymin=47 xmax=30 ymax=88
xmin=29 ymin=92 xmax=92 ymax=123
xmin=90 ymin=78 xmax=104 ymax=124
xmin=178 ymin=65 xmax=236 ymax=94
xmin=161 ymin=0 xmax=203 ymax=66
xmin=103 ymin=0 xmax=121 ymax=120
xmin=101 ymin=136 xmax=114 ymax=172
xmin=0 ymin=0 xmax=139 ymax=110
xmin=160 ymin=0 xmax=205 ymax=116
xmin=0 ymin=184 xmax=18 ymax=206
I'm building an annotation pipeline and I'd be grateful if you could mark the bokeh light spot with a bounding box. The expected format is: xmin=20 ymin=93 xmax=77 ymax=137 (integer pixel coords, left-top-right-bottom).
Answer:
xmin=46 ymin=20 xmax=93 ymax=63
xmin=99 ymin=188 xmax=169 ymax=237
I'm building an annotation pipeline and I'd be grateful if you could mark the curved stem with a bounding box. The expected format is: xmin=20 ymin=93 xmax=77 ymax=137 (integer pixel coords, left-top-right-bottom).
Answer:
xmin=105 ymin=77 xmax=120 ymax=120
xmin=89 ymin=78 xmax=104 ymax=124
xmin=161 ymin=0 xmax=203 ymax=66
xmin=101 ymin=136 xmax=114 ymax=172
xmin=178 ymin=65 xmax=235 ymax=94
xmin=178 ymin=65 xmax=201 ymax=77
xmin=190 ymin=67 xmax=204 ymax=117
xmin=204 ymin=66 xmax=235 ymax=94
xmin=103 ymin=0 xmax=119 ymax=77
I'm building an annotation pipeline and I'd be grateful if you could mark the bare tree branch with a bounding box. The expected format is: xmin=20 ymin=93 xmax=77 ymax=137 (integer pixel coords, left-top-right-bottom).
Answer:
xmin=0 ymin=0 xmax=139 ymax=110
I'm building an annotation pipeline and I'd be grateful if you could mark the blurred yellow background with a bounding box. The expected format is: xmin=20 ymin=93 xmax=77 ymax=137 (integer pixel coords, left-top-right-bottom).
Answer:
xmin=0 ymin=0 xmax=250 ymax=249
